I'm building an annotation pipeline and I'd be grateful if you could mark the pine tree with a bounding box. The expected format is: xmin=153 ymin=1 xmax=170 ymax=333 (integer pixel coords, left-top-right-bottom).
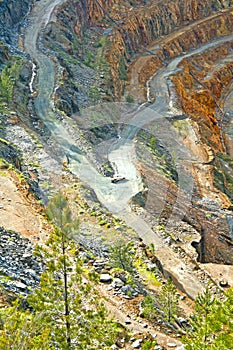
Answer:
xmin=184 ymin=287 xmax=217 ymax=350
xmin=158 ymin=277 xmax=179 ymax=323
xmin=110 ymin=241 xmax=135 ymax=274
xmin=45 ymin=191 xmax=80 ymax=347
xmin=217 ymin=287 xmax=233 ymax=349
xmin=183 ymin=287 xmax=233 ymax=350
xmin=0 ymin=67 xmax=13 ymax=103
xmin=29 ymin=230 xmax=118 ymax=349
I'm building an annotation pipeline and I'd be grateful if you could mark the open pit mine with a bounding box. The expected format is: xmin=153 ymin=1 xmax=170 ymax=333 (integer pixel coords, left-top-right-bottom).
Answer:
xmin=0 ymin=0 xmax=233 ymax=349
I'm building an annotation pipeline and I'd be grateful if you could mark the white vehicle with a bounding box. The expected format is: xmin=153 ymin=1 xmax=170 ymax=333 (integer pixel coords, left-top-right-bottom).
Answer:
xmin=111 ymin=176 xmax=126 ymax=184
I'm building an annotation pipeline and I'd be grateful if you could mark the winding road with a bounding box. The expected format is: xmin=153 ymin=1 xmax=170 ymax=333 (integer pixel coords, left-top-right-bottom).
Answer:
xmin=23 ymin=0 xmax=233 ymax=299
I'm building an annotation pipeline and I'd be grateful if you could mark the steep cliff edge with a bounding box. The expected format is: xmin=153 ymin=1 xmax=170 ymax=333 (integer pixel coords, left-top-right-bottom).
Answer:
xmin=57 ymin=0 xmax=232 ymax=100
xmin=0 ymin=0 xmax=33 ymax=121
xmin=40 ymin=0 xmax=153 ymax=112
xmin=171 ymin=41 xmax=233 ymax=154
xmin=170 ymin=39 xmax=233 ymax=211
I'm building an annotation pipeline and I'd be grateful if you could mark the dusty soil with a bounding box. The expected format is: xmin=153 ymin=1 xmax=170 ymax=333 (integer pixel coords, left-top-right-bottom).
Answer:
xmin=0 ymin=169 xmax=49 ymax=243
xmin=97 ymin=282 xmax=186 ymax=349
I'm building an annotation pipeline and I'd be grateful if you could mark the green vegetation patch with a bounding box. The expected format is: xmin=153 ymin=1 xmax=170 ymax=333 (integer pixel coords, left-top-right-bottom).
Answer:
xmin=0 ymin=59 xmax=23 ymax=112
xmin=141 ymin=278 xmax=180 ymax=323
xmin=136 ymin=259 xmax=161 ymax=287
xmin=136 ymin=130 xmax=178 ymax=181
xmin=118 ymin=54 xmax=128 ymax=81
xmin=214 ymin=153 xmax=233 ymax=202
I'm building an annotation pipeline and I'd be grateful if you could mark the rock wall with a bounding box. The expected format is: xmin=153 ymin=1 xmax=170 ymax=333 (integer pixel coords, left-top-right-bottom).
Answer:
xmin=59 ymin=0 xmax=145 ymax=36
xmin=0 ymin=0 xmax=33 ymax=43
xmin=171 ymin=39 xmax=233 ymax=153
xmin=52 ymin=0 xmax=233 ymax=101
xmin=0 ymin=0 xmax=32 ymax=27
xmin=138 ymin=11 xmax=233 ymax=88
xmin=105 ymin=0 xmax=233 ymax=97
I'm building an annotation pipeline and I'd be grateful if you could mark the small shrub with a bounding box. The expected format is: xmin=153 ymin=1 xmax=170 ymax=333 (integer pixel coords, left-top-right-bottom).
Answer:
xmin=126 ymin=94 xmax=134 ymax=103
xmin=142 ymin=339 xmax=157 ymax=350
xmin=99 ymin=220 xmax=107 ymax=226
xmin=141 ymin=295 xmax=157 ymax=320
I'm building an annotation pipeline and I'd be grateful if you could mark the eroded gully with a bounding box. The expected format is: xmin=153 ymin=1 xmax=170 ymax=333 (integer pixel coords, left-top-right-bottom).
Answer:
xmin=23 ymin=0 xmax=233 ymax=299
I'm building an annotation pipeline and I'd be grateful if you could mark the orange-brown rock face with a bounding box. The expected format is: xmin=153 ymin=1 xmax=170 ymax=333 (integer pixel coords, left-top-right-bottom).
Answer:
xmin=138 ymin=10 xmax=233 ymax=88
xmin=107 ymin=3 xmax=233 ymax=264
xmin=171 ymin=41 xmax=233 ymax=153
xmin=56 ymin=0 xmax=233 ymax=99
xmin=72 ymin=0 xmax=147 ymax=34
xmin=58 ymin=0 xmax=233 ymax=99
xmin=73 ymin=0 xmax=116 ymax=34
xmin=105 ymin=0 xmax=233 ymax=98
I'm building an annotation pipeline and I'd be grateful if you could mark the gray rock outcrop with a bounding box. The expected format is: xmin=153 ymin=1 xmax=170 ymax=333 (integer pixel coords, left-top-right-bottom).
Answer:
xmin=0 ymin=227 xmax=43 ymax=294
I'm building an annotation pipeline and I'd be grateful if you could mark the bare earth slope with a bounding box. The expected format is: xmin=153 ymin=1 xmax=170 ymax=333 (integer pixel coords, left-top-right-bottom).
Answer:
xmin=0 ymin=170 xmax=48 ymax=243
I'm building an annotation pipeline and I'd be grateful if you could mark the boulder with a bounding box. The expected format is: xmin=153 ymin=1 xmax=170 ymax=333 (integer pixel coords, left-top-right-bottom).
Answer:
xmin=13 ymin=281 xmax=27 ymax=290
xmin=121 ymin=285 xmax=138 ymax=297
xmin=112 ymin=278 xmax=125 ymax=289
xmin=132 ymin=339 xmax=142 ymax=348
xmin=99 ymin=273 xmax=112 ymax=283
xmin=219 ymin=279 xmax=228 ymax=287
